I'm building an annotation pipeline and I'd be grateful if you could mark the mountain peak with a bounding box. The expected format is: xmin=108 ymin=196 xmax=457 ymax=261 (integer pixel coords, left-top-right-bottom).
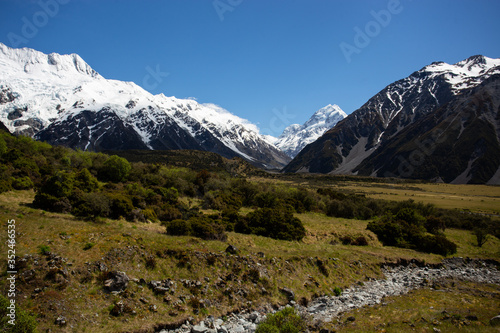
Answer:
xmin=0 ymin=42 xmax=100 ymax=78
xmin=462 ymin=54 xmax=487 ymax=65
xmin=275 ymin=104 xmax=346 ymax=158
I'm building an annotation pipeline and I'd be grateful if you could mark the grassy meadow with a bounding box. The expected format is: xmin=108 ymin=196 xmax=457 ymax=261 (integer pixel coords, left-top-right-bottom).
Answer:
xmin=0 ymin=184 xmax=499 ymax=332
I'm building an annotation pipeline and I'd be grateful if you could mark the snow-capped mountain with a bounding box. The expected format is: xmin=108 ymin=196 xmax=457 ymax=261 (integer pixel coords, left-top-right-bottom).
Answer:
xmin=0 ymin=43 xmax=290 ymax=169
xmin=284 ymin=55 xmax=500 ymax=184
xmin=275 ymin=104 xmax=346 ymax=158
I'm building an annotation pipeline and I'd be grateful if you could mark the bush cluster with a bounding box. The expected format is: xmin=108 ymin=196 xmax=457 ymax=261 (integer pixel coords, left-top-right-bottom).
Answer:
xmin=367 ymin=208 xmax=457 ymax=256
xmin=1 ymin=130 xmax=497 ymax=247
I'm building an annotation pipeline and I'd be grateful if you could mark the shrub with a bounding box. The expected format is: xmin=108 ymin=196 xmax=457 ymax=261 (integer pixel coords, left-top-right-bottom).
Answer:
xmin=256 ymin=307 xmax=308 ymax=333
xmin=340 ymin=235 xmax=353 ymax=245
xmin=190 ymin=216 xmax=227 ymax=241
xmin=333 ymin=286 xmax=342 ymax=296
xmin=0 ymin=294 xmax=38 ymax=333
xmin=38 ymin=244 xmax=51 ymax=255
xmin=72 ymin=193 xmax=111 ymax=220
xmin=238 ymin=207 xmax=306 ymax=241
xmin=11 ymin=176 xmax=34 ymax=190
xmin=367 ymin=209 xmax=457 ymax=255
xmin=83 ymin=242 xmax=95 ymax=250
xmin=99 ymin=155 xmax=131 ymax=182
xmin=106 ymin=193 xmax=134 ymax=219
xmin=416 ymin=234 xmax=457 ymax=256
xmin=352 ymin=236 xmax=369 ymax=246
xmin=74 ymin=168 xmax=99 ymax=192
xmin=474 ymin=228 xmax=489 ymax=247
xmin=166 ymin=219 xmax=192 ymax=236
xmin=37 ymin=171 xmax=74 ymax=198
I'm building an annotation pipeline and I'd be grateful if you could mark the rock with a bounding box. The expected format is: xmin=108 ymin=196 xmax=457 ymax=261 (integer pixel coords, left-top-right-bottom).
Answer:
xmin=54 ymin=315 xmax=67 ymax=326
xmin=280 ymin=287 xmax=295 ymax=301
xmin=491 ymin=315 xmax=500 ymax=326
xmin=192 ymin=323 xmax=208 ymax=333
xmin=225 ymin=245 xmax=238 ymax=255
xmin=346 ymin=316 xmax=356 ymax=322
xmin=154 ymin=286 xmax=170 ymax=295
xmin=104 ymin=271 xmax=129 ymax=292
xmin=110 ymin=301 xmax=124 ymax=316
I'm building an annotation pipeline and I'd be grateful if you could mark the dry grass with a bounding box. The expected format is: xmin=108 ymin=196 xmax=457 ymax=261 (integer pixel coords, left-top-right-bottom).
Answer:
xmin=0 ymin=190 xmax=498 ymax=333
xmin=250 ymin=176 xmax=500 ymax=216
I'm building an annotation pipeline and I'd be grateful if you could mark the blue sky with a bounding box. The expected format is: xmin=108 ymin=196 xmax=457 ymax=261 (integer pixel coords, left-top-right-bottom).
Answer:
xmin=1 ymin=0 xmax=499 ymax=136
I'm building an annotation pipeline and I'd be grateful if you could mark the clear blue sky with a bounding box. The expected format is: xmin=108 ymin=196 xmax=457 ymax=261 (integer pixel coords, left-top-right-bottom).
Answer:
xmin=1 ymin=0 xmax=499 ymax=136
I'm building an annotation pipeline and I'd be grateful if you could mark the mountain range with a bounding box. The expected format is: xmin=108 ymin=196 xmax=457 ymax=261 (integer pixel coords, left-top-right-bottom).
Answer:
xmin=0 ymin=43 xmax=291 ymax=169
xmin=284 ymin=55 xmax=500 ymax=184
xmin=1 ymin=43 xmax=499 ymax=184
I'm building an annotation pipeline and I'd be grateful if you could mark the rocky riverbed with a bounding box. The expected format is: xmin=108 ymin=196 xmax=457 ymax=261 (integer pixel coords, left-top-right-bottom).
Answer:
xmin=158 ymin=258 xmax=500 ymax=333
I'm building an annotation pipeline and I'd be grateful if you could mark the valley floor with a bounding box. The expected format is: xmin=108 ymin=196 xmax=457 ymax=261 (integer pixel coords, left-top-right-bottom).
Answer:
xmin=0 ymin=190 xmax=498 ymax=332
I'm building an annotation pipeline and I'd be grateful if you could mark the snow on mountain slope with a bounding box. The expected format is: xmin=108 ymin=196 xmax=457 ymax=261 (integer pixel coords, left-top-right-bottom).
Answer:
xmin=424 ymin=55 xmax=500 ymax=92
xmin=0 ymin=43 xmax=290 ymax=168
xmin=275 ymin=104 xmax=347 ymax=158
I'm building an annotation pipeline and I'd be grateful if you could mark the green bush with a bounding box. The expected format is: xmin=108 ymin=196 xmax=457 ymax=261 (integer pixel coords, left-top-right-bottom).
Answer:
xmin=165 ymin=219 xmax=192 ymax=236
xmin=83 ymin=242 xmax=95 ymax=250
xmin=74 ymin=168 xmax=99 ymax=192
xmin=0 ymin=294 xmax=38 ymax=333
xmin=190 ymin=216 xmax=227 ymax=241
xmin=72 ymin=193 xmax=111 ymax=220
xmin=99 ymin=155 xmax=131 ymax=182
xmin=256 ymin=307 xmax=308 ymax=333
xmin=37 ymin=171 xmax=74 ymax=198
xmin=237 ymin=207 xmax=306 ymax=241
xmin=38 ymin=244 xmax=51 ymax=255
xmin=106 ymin=193 xmax=134 ymax=219
xmin=367 ymin=208 xmax=457 ymax=255
xmin=11 ymin=176 xmax=34 ymax=190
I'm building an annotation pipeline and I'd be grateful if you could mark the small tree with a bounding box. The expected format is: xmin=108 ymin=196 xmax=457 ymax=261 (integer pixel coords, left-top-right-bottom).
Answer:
xmin=474 ymin=228 xmax=489 ymax=247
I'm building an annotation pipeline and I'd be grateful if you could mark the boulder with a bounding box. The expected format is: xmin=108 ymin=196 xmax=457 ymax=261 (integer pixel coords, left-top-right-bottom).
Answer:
xmin=104 ymin=271 xmax=129 ymax=292
xmin=225 ymin=245 xmax=238 ymax=255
